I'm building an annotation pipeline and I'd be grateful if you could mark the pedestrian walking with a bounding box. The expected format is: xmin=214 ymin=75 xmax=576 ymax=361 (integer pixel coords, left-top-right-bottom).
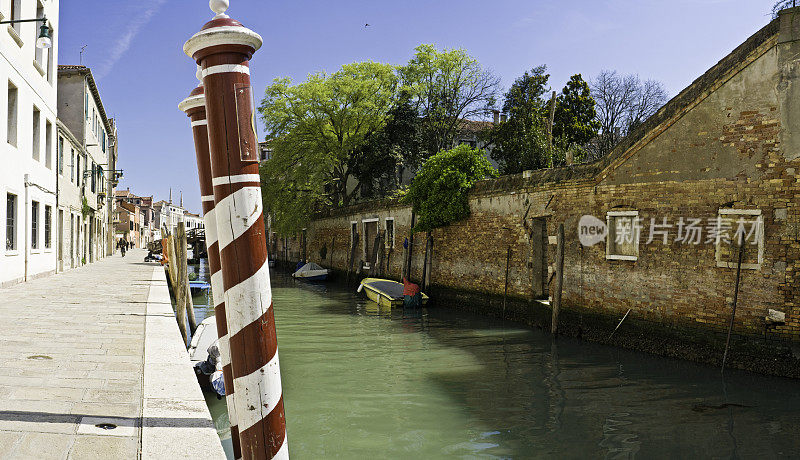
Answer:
xmin=117 ymin=238 xmax=127 ymax=257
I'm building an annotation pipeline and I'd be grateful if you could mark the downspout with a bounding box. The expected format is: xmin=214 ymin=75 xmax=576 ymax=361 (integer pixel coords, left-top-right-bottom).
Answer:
xmin=55 ymin=142 xmax=59 ymax=272
xmin=24 ymin=174 xmax=28 ymax=281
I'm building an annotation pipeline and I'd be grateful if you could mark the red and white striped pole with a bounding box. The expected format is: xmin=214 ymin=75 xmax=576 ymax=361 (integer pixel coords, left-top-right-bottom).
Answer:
xmin=184 ymin=1 xmax=287 ymax=458
xmin=179 ymin=80 xmax=242 ymax=459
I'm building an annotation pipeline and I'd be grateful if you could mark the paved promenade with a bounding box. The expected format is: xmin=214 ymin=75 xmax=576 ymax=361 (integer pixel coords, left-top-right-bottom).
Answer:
xmin=0 ymin=249 xmax=224 ymax=459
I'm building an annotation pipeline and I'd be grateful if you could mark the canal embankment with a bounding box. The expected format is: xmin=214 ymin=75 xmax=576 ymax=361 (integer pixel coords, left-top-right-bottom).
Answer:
xmin=0 ymin=249 xmax=223 ymax=459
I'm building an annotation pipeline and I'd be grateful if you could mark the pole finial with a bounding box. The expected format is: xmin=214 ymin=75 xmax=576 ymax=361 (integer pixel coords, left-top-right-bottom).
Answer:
xmin=210 ymin=0 xmax=229 ymax=19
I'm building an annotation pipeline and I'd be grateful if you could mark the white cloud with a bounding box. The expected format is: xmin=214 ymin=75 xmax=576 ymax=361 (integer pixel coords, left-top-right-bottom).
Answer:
xmin=94 ymin=0 xmax=167 ymax=79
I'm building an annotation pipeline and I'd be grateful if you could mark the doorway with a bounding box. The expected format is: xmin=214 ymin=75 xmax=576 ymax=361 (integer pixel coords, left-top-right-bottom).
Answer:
xmin=529 ymin=217 xmax=548 ymax=299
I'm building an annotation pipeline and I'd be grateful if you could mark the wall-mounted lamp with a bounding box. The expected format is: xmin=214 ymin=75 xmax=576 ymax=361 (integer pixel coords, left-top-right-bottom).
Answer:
xmin=0 ymin=16 xmax=52 ymax=49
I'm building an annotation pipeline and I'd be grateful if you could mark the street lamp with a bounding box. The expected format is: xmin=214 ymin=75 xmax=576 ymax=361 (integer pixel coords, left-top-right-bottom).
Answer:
xmin=0 ymin=17 xmax=52 ymax=49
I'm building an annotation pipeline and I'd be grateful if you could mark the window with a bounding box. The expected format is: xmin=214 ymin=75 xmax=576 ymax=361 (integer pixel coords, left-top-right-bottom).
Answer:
xmin=35 ymin=3 xmax=44 ymax=68
xmin=76 ymin=155 xmax=81 ymax=187
xmin=351 ymin=221 xmax=358 ymax=246
xmin=91 ymin=161 xmax=96 ymax=192
xmin=385 ymin=218 xmax=395 ymax=248
xmin=44 ymin=204 xmax=51 ymax=249
xmin=10 ymin=0 xmax=20 ymax=35
xmin=7 ymin=82 xmax=17 ymax=146
xmin=606 ymin=210 xmax=640 ymax=261
xmin=58 ymin=136 xmax=63 ymax=174
xmin=31 ymin=201 xmax=39 ymax=250
xmin=129 ymin=221 xmax=133 ymax=231
xmin=84 ymin=90 xmax=88 ymax=120
xmin=70 ymin=150 xmax=75 ymax=182
xmin=45 ymin=120 xmax=52 ymax=169
xmin=32 ymin=106 xmax=40 ymax=161
xmin=6 ymin=193 xmax=16 ymax=250
xmin=715 ymin=209 xmax=764 ymax=270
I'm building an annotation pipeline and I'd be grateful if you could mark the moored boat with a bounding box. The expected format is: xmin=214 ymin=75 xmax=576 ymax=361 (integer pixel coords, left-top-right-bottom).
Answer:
xmin=357 ymin=278 xmax=429 ymax=308
xmin=292 ymin=262 xmax=331 ymax=281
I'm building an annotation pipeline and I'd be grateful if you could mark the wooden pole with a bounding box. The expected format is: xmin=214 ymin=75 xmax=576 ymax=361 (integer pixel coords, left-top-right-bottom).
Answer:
xmin=722 ymin=242 xmax=745 ymax=372
xmin=177 ymin=222 xmax=197 ymax=334
xmin=171 ymin=230 xmax=188 ymax=345
xmin=370 ymin=232 xmax=381 ymax=277
xmin=407 ymin=212 xmax=416 ymax=280
xmin=503 ymin=245 xmax=512 ymax=317
xmin=547 ymin=90 xmax=557 ymax=154
xmin=421 ymin=233 xmax=432 ymax=292
xmin=346 ymin=234 xmax=359 ymax=284
xmin=186 ymin=7 xmax=287 ymax=455
xmin=179 ymin=82 xmax=242 ymax=458
xmin=551 ymin=223 xmax=565 ymax=335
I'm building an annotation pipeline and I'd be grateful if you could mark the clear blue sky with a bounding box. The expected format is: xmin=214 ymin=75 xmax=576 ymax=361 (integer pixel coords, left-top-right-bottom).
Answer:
xmin=59 ymin=0 xmax=775 ymax=214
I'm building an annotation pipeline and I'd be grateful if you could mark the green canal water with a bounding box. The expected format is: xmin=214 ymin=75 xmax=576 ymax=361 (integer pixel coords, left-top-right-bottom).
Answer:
xmin=190 ymin=265 xmax=800 ymax=458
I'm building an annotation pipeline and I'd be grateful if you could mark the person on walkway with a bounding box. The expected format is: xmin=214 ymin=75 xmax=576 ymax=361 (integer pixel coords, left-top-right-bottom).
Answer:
xmin=403 ymin=277 xmax=422 ymax=309
xmin=117 ymin=238 xmax=127 ymax=257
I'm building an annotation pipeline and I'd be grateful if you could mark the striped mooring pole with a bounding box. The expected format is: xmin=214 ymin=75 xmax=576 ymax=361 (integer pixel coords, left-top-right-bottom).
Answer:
xmin=184 ymin=1 xmax=288 ymax=458
xmin=179 ymin=80 xmax=242 ymax=459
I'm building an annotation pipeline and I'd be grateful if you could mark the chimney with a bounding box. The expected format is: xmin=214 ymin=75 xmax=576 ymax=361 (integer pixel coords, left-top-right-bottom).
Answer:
xmin=169 ymin=188 xmax=172 ymax=204
xmin=500 ymin=113 xmax=507 ymax=123
xmin=492 ymin=110 xmax=500 ymax=124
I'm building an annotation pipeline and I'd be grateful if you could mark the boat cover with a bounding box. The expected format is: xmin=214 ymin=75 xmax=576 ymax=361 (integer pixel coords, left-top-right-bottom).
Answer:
xmin=293 ymin=262 xmax=328 ymax=277
xmin=362 ymin=279 xmax=404 ymax=300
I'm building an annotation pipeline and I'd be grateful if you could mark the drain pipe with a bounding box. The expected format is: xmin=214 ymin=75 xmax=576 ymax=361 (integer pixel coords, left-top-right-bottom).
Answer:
xmin=24 ymin=174 xmax=29 ymax=281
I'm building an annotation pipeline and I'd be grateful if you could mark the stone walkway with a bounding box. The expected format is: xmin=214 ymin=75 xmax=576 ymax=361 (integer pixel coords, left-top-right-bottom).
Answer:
xmin=0 ymin=249 xmax=224 ymax=459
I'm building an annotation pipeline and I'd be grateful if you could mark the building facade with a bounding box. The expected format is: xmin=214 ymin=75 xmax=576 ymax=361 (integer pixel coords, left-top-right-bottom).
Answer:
xmin=0 ymin=0 xmax=60 ymax=286
xmin=57 ymin=65 xmax=115 ymax=266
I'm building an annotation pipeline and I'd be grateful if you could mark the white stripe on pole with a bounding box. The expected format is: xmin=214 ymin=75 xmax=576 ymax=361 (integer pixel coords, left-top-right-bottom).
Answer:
xmin=223 ymin=263 xmax=272 ymax=338
xmin=201 ymin=194 xmax=215 ymax=202
xmin=203 ymin=208 xmax=219 ymax=247
xmin=211 ymin=271 xmax=225 ymax=307
xmin=201 ymin=64 xmax=251 ymax=77
xmin=211 ymin=174 xmax=261 ymax=186
xmin=233 ymin=352 xmax=283 ymax=433
xmin=191 ymin=119 xmax=208 ymax=127
xmin=214 ymin=186 xmax=263 ymax=251
xmin=274 ymin=435 xmax=289 ymax=460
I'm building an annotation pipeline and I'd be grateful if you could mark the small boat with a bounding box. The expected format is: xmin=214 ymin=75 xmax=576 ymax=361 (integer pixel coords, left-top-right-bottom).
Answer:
xmin=292 ymin=262 xmax=330 ymax=281
xmin=357 ymin=278 xmax=429 ymax=308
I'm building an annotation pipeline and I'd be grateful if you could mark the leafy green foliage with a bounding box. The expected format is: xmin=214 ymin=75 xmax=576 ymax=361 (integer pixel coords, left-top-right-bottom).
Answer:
xmin=400 ymin=44 xmax=500 ymax=156
xmin=404 ymin=144 xmax=497 ymax=232
xmin=258 ymin=61 xmax=398 ymax=234
xmin=553 ymin=74 xmax=600 ymax=147
xmin=486 ymin=66 xmax=552 ymax=174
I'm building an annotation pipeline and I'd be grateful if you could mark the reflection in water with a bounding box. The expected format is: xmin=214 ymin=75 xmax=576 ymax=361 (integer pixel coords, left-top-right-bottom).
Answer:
xmin=188 ymin=265 xmax=800 ymax=459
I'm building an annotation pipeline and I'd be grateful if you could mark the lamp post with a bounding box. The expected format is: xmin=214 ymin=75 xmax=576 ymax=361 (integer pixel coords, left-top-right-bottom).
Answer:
xmin=179 ymin=81 xmax=242 ymax=459
xmin=184 ymin=1 xmax=287 ymax=458
xmin=0 ymin=17 xmax=52 ymax=48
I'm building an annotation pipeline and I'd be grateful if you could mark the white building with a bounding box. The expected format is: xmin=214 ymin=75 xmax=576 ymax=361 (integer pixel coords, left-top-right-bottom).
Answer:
xmin=57 ymin=65 xmax=115 ymax=266
xmin=0 ymin=0 xmax=59 ymax=286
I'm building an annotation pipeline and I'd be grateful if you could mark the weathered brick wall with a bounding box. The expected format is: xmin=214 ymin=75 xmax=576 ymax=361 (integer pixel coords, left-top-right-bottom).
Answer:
xmin=297 ymin=14 xmax=800 ymax=348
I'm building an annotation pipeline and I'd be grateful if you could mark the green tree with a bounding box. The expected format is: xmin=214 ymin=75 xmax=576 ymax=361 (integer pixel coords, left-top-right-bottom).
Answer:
xmin=553 ymin=74 xmax=600 ymax=147
xmin=258 ymin=61 xmax=398 ymax=234
xmin=403 ymin=144 xmax=497 ymax=232
xmin=348 ymin=94 xmax=422 ymax=199
xmin=486 ymin=66 xmax=552 ymax=174
xmin=400 ymin=44 xmax=500 ymax=156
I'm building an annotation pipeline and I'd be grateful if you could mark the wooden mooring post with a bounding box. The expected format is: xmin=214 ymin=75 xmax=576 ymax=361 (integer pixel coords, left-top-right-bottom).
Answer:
xmin=722 ymin=241 xmax=746 ymax=372
xmin=177 ymin=222 xmax=197 ymax=334
xmin=551 ymin=223 xmax=565 ymax=335
xmin=503 ymin=245 xmax=512 ymax=317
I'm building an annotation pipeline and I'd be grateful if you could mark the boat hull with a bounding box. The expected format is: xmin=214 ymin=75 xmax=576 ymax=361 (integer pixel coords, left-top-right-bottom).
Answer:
xmin=359 ymin=278 xmax=429 ymax=308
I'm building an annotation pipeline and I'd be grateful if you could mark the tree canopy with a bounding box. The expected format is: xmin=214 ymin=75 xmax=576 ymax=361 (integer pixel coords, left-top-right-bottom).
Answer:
xmin=258 ymin=61 xmax=398 ymax=234
xmin=400 ymin=44 xmax=500 ymax=156
xmin=404 ymin=144 xmax=497 ymax=232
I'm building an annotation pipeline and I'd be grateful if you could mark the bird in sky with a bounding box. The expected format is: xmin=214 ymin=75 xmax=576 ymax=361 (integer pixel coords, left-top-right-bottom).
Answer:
xmin=365 ymin=23 xmax=370 ymax=27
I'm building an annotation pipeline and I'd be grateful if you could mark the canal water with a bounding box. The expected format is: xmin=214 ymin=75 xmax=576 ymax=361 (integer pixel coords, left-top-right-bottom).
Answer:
xmin=189 ymin=264 xmax=800 ymax=458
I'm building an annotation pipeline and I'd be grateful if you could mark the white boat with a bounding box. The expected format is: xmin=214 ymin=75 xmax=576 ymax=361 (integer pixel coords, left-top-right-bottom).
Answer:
xmin=292 ymin=262 xmax=330 ymax=281
xmin=189 ymin=316 xmax=226 ymax=397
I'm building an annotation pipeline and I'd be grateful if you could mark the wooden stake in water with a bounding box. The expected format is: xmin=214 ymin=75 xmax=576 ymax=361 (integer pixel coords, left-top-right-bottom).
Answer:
xmin=722 ymin=241 xmax=745 ymax=373
xmin=177 ymin=222 xmax=197 ymax=334
xmin=552 ymin=223 xmax=565 ymax=335
xmin=503 ymin=246 xmax=512 ymax=317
